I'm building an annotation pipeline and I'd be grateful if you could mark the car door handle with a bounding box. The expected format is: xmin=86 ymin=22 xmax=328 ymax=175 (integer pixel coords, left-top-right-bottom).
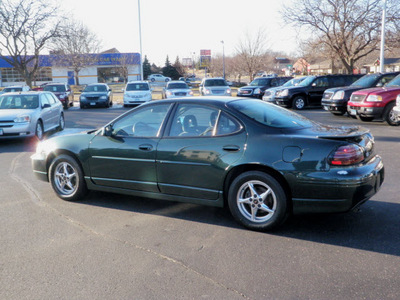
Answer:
xmin=138 ymin=144 xmax=153 ymax=151
xmin=223 ymin=145 xmax=240 ymax=152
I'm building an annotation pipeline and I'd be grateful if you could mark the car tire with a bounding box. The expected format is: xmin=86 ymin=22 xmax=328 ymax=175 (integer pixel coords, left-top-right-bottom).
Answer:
xmin=228 ymin=171 xmax=288 ymax=231
xmin=58 ymin=113 xmax=65 ymax=131
xmin=49 ymin=154 xmax=88 ymax=201
xmin=384 ymin=102 xmax=400 ymax=126
xmin=293 ymin=96 xmax=306 ymax=110
xmin=63 ymin=101 xmax=69 ymax=109
xmin=35 ymin=120 xmax=44 ymax=140
xmin=80 ymin=104 xmax=84 ymax=109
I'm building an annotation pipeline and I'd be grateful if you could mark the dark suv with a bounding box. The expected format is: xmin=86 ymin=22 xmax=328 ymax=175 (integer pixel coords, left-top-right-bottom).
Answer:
xmin=43 ymin=83 xmax=74 ymax=109
xmin=275 ymin=74 xmax=362 ymax=110
xmin=237 ymin=76 xmax=292 ymax=99
xmin=322 ymin=72 xmax=399 ymax=115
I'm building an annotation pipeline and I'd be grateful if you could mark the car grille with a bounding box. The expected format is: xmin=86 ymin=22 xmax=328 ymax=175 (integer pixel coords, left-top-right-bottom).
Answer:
xmin=86 ymin=96 xmax=100 ymax=101
xmin=175 ymin=92 xmax=187 ymax=96
xmin=239 ymin=89 xmax=252 ymax=95
xmin=212 ymin=89 xmax=226 ymax=95
xmin=350 ymin=94 xmax=367 ymax=102
xmin=0 ymin=120 xmax=14 ymax=128
xmin=323 ymin=92 xmax=334 ymax=100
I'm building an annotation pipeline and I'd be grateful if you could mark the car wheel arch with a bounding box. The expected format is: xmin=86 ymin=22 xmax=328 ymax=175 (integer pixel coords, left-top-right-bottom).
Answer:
xmin=45 ymin=150 xmax=85 ymax=180
xmin=223 ymin=164 xmax=292 ymax=210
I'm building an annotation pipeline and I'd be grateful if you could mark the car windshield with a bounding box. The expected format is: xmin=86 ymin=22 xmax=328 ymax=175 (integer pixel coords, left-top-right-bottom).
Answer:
xmin=249 ymin=78 xmax=269 ymax=86
xmin=386 ymin=75 xmax=400 ymax=87
xmin=84 ymin=85 xmax=107 ymax=92
xmin=229 ymin=99 xmax=315 ymax=129
xmin=350 ymin=74 xmax=380 ymax=88
xmin=43 ymin=85 xmax=66 ymax=92
xmin=0 ymin=94 xmax=39 ymax=109
xmin=282 ymin=77 xmax=306 ymax=87
xmin=126 ymin=83 xmax=149 ymax=91
xmin=3 ymin=87 xmax=22 ymax=93
xmin=167 ymin=83 xmax=188 ymax=89
xmin=204 ymin=79 xmax=227 ymax=87
xmin=297 ymin=76 xmax=316 ymax=87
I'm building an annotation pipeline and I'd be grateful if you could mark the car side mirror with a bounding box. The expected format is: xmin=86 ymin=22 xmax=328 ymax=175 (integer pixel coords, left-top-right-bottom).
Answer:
xmin=42 ymin=103 xmax=51 ymax=109
xmin=103 ymin=124 xmax=113 ymax=136
xmin=312 ymin=83 xmax=317 ymax=87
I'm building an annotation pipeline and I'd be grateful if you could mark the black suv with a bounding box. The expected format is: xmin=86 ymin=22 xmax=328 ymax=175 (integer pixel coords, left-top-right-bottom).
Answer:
xmin=275 ymin=74 xmax=362 ymax=110
xmin=43 ymin=83 xmax=74 ymax=109
xmin=237 ymin=76 xmax=293 ymax=99
xmin=321 ymin=72 xmax=400 ymax=115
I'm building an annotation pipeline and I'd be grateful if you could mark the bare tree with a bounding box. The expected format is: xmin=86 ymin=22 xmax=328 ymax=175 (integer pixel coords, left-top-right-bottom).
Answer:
xmin=282 ymin=0 xmax=400 ymax=74
xmin=50 ymin=19 xmax=102 ymax=85
xmin=0 ymin=0 xmax=62 ymax=87
xmin=235 ymin=28 xmax=270 ymax=81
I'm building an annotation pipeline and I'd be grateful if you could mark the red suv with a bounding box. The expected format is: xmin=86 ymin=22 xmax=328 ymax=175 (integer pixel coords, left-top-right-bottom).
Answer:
xmin=347 ymin=74 xmax=400 ymax=126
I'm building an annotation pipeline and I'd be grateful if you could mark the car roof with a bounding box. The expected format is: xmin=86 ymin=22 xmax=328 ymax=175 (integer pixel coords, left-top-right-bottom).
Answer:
xmin=0 ymin=91 xmax=48 ymax=96
xmin=143 ymin=96 xmax=243 ymax=107
xmin=126 ymin=81 xmax=148 ymax=84
xmin=46 ymin=82 xmax=66 ymax=85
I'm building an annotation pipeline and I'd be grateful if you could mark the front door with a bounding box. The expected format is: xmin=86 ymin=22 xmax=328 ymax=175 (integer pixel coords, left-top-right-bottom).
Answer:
xmin=156 ymin=103 xmax=246 ymax=200
xmin=308 ymin=76 xmax=329 ymax=105
xmin=88 ymin=103 xmax=172 ymax=192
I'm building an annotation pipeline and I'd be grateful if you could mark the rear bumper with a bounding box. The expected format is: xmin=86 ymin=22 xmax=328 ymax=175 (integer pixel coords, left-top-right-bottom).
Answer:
xmin=291 ymin=155 xmax=384 ymax=214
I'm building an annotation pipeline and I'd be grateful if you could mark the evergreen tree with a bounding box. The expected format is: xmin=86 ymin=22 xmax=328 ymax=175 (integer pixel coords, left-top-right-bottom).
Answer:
xmin=162 ymin=55 xmax=180 ymax=80
xmin=173 ymin=56 xmax=185 ymax=78
xmin=143 ymin=55 xmax=151 ymax=79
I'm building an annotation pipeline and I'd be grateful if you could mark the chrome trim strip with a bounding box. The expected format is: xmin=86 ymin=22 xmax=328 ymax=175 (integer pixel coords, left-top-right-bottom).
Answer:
xmin=92 ymin=156 xmax=155 ymax=163
xmin=157 ymin=160 xmax=211 ymax=166
xmin=91 ymin=177 xmax=157 ymax=186
xmin=159 ymin=182 xmax=219 ymax=193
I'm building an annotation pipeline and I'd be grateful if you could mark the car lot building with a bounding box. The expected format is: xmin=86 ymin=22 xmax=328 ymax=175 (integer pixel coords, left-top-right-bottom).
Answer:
xmin=0 ymin=52 xmax=141 ymax=87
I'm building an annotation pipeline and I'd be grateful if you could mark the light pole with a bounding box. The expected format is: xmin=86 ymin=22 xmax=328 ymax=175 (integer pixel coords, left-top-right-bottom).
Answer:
xmin=379 ymin=0 xmax=387 ymax=73
xmin=138 ymin=0 xmax=144 ymax=80
xmin=192 ymin=52 xmax=195 ymax=77
xmin=221 ymin=40 xmax=225 ymax=79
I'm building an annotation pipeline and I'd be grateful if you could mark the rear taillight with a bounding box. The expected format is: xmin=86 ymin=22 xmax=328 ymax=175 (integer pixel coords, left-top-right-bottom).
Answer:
xmin=328 ymin=144 xmax=364 ymax=166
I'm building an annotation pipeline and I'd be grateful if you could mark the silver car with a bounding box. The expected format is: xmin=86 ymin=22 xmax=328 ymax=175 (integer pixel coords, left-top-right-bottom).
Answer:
xmin=162 ymin=81 xmax=194 ymax=99
xmin=199 ymin=78 xmax=231 ymax=96
xmin=0 ymin=91 xmax=65 ymax=140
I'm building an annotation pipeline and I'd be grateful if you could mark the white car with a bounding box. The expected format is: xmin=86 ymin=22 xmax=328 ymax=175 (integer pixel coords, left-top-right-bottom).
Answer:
xmin=199 ymin=78 xmax=231 ymax=96
xmin=162 ymin=81 xmax=193 ymax=99
xmin=0 ymin=91 xmax=64 ymax=140
xmin=148 ymin=74 xmax=171 ymax=83
xmin=0 ymin=85 xmax=30 ymax=95
xmin=123 ymin=81 xmax=152 ymax=107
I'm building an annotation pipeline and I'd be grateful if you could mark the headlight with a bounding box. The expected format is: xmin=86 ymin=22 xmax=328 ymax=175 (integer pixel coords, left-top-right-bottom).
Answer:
xmin=100 ymin=96 xmax=107 ymax=100
xmin=332 ymin=91 xmax=345 ymax=100
xmin=166 ymin=91 xmax=173 ymax=96
xmin=80 ymin=96 xmax=86 ymax=100
xmin=59 ymin=93 xmax=66 ymax=99
xmin=14 ymin=115 xmax=31 ymax=123
xmin=396 ymin=94 xmax=400 ymax=105
xmin=189 ymin=90 xmax=194 ymax=96
xmin=254 ymin=88 xmax=261 ymax=94
xmin=226 ymin=88 xmax=231 ymax=94
xmin=366 ymin=95 xmax=382 ymax=102
xmin=278 ymin=89 xmax=289 ymax=97
xmin=204 ymin=88 xmax=211 ymax=94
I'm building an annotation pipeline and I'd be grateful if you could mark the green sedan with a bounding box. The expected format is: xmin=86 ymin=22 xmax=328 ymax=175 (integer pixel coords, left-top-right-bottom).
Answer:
xmin=31 ymin=97 xmax=384 ymax=231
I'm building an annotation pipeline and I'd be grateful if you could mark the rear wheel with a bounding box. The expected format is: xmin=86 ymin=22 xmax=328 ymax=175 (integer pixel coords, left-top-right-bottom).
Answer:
xmin=58 ymin=114 xmax=65 ymax=131
xmin=49 ymin=155 xmax=88 ymax=201
xmin=228 ymin=171 xmax=288 ymax=231
xmin=293 ymin=96 xmax=306 ymax=110
xmin=384 ymin=102 xmax=400 ymax=126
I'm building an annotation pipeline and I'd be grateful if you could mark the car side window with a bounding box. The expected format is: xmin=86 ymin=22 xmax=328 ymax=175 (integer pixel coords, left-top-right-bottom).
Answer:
xmin=45 ymin=93 xmax=56 ymax=105
xmin=41 ymin=94 xmax=50 ymax=107
xmin=168 ymin=104 xmax=241 ymax=137
xmin=270 ymin=79 xmax=278 ymax=87
xmin=314 ymin=77 xmax=329 ymax=87
xmin=378 ymin=75 xmax=396 ymax=86
xmin=111 ymin=104 xmax=171 ymax=137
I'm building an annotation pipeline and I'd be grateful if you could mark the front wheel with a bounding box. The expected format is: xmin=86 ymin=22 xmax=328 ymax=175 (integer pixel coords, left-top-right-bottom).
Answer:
xmin=384 ymin=103 xmax=400 ymax=126
xmin=228 ymin=171 xmax=288 ymax=231
xmin=49 ymin=155 xmax=88 ymax=201
xmin=293 ymin=96 xmax=306 ymax=110
xmin=35 ymin=120 xmax=44 ymax=140
xmin=58 ymin=114 xmax=65 ymax=131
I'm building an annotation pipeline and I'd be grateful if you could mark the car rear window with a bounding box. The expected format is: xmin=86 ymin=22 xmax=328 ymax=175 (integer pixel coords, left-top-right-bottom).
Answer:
xmin=229 ymin=99 xmax=315 ymax=129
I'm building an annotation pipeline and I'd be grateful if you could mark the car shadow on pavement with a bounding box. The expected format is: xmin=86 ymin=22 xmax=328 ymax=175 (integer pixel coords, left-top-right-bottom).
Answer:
xmin=81 ymin=191 xmax=400 ymax=257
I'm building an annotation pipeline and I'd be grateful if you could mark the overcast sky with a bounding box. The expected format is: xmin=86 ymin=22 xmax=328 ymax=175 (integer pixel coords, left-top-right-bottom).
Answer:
xmin=59 ymin=0 xmax=301 ymax=65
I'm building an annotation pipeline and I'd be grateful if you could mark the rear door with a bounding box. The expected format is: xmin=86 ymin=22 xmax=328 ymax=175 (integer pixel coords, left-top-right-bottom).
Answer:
xmin=156 ymin=103 xmax=246 ymax=200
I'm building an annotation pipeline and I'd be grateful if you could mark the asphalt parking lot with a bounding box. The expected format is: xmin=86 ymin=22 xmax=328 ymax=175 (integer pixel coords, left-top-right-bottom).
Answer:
xmin=1 ymin=104 xmax=399 ymax=299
